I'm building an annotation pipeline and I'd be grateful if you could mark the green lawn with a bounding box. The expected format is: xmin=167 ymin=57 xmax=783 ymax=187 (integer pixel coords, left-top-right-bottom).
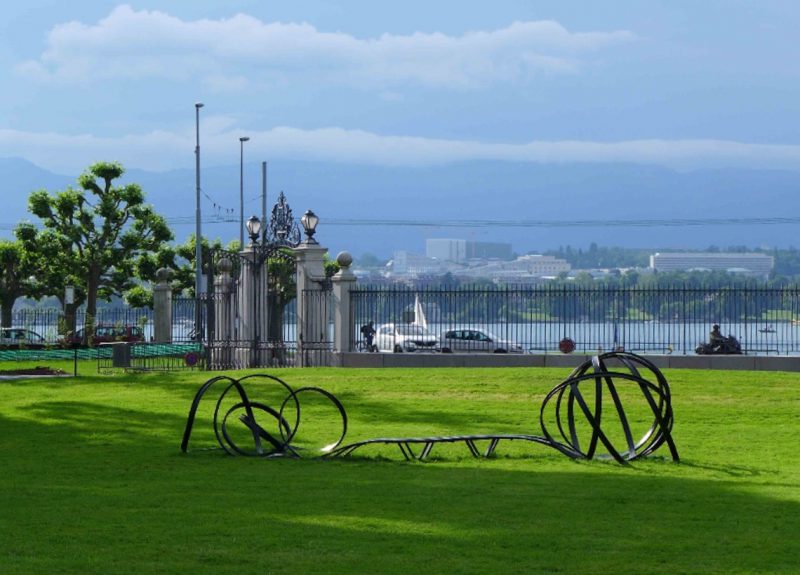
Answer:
xmin=1 ymin=362 xmax=798 ymax=574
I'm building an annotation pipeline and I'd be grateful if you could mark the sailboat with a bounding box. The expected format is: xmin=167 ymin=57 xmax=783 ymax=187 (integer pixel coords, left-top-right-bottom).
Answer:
xmin=412 ymin=294 xmax=428 ymax=329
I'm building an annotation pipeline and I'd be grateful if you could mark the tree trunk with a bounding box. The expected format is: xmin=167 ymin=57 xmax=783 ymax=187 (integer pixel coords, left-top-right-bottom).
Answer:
xmin=84 ymin=267 xmax=100 ymax=343
xmin=0 ymin=294 xmax=15 ymax=328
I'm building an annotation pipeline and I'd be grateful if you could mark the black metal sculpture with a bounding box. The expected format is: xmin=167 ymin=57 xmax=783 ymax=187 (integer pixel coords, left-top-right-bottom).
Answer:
xmin=181 ymin=373 xmax=347 ymax=457
xmin=181 ymin=351 xmax=678 ymax=464
xmin=539 ymin=352 xmax=679 ymax=463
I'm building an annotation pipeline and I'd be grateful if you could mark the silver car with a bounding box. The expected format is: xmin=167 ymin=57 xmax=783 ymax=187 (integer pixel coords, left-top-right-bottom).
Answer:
xmin=375 ymin=323 xmax=440 ymax=353
xmin=440 ymin=329 xmax=524 ymax=354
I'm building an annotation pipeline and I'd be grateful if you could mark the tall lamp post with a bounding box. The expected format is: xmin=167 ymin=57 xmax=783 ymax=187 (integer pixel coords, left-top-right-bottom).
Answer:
xmin=194 ymin=102 xmax=204 ymax=341
xmin=239 ymin=136 xmax=250 ymax=249
xmin=245 ymin=215 xmax=265 ymax=367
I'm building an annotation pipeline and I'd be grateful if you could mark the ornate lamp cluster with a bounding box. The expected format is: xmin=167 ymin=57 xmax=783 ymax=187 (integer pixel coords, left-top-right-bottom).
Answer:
xmin=245 ymin=196 xmax=318 ymax=248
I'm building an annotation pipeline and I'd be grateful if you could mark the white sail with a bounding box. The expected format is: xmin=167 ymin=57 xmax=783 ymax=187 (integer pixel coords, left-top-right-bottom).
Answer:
xmin=413 ymin=295 xmax=428 ymax=329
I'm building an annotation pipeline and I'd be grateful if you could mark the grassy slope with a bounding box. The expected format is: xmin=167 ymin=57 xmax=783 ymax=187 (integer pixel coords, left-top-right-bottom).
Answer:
xmin=0 ymin=363 xmax=798 ymax=574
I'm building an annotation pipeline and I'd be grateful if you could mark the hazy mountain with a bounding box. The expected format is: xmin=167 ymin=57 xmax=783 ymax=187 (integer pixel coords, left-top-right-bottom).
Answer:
xmin=2 ymin=157 xmax=799 ymax=257
xmin=0 ymin=158 xmax=74 ymax=229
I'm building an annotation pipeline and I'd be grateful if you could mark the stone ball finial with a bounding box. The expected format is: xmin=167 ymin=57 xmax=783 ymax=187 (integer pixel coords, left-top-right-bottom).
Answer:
xmin=156 ymin=267 xmax=173 ymax=282
xmin=336 ymin=251 xmax=353 ymax=268
xmin=218 ymin=257 xmax=233 ymax=273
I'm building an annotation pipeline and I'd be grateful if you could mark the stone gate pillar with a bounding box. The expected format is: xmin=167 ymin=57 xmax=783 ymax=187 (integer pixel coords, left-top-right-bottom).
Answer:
xmin=153 ymin=268 xmax=173 ymax=343
xmin=213 ymin=257 xmax=234 ymax=342
xmin=211 ymin=257 xmax=234 ymax=369
xmin=331 ymin=252 xmax=357 ymax=359
xmin=294 ymin=240 xmax=329 ymax=367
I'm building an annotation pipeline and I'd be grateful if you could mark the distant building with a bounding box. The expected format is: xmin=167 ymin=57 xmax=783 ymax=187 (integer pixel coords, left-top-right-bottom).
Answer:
xmin=649 ymin=252 xmax=774 ymax=278
xmin=426 ymin=239 xmax=512 ymax=263
xmin=390 ymin=251 xmax=447 ymax=276
xmin=456 ymin=254 xmax=570 ymax=282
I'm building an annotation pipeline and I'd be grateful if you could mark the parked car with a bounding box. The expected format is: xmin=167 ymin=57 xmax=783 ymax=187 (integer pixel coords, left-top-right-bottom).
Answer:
xmin=375 ymin=323 xmax=440 ymax=353
xmin=440 ymin=329 xmax=524 ymax=354
xmin=65 ymin=324 xmax=146 ymax=346
xmin=0 ymin=327 xmax=46 ymax=349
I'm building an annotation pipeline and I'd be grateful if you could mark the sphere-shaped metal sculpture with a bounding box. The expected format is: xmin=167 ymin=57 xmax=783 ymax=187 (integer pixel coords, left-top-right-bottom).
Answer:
xmin=540 ymin=352 xmax=678 ymax=463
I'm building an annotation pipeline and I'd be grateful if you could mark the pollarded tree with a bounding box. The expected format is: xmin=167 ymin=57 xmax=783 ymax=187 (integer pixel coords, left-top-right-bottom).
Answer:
xmin=27 ymin=161 xmax=173 ymax=339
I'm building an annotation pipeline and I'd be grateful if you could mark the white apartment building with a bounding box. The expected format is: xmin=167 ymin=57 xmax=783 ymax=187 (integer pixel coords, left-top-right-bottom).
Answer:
xmin=390 ymin=251 xmax=447 ymax=276
xmin=456 ymin=254 xmax=571 ymax=282
xmin=649 ymin=252 xmax=774 ymax=278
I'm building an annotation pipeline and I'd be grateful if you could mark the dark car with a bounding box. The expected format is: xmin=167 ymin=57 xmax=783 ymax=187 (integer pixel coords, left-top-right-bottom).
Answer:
xmin=66 ymin=324 xmax=145 ymax=346
xmin=0 ymin=327 xmax=47 ymax=349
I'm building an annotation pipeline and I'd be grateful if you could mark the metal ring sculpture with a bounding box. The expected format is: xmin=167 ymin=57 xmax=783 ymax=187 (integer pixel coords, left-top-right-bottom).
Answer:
xmin=181 ymin=373 xmax=348 ymax=457
xmin=540 ymin=351 xmax=679 ymax=463
xmin=181 ymin=352 xmax=678 ymax=464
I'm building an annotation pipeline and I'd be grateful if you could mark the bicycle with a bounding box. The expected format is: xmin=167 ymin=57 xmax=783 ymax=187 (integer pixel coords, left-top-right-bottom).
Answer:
xmin=356 ymin=339 xmax=378 ymax=353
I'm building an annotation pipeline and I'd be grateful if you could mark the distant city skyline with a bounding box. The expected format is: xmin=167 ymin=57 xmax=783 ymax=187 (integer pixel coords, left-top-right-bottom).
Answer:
xmin=2 ymin=2 xmax=800 ymax=254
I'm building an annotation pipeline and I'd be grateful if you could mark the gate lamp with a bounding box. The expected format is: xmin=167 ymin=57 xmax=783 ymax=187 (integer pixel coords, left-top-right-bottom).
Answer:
xmin=246 ymin=215 xmax=262 ymax=245
xmin=300 ymin=209 xmax=319 ymax=244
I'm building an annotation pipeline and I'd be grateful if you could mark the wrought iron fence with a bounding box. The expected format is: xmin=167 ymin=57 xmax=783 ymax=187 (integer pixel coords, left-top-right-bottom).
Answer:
xmin=172 ymin=297 xmax=202 ymax=342
xmin=205 ymin=340 xmax=297 ymax=370
xmin=351 ymin=284 xmax=800 ymax=356
xmin=97 ymin=342 xmax=206 ymax=373
xmin=3 ymin=306 xmax=154 ymax=343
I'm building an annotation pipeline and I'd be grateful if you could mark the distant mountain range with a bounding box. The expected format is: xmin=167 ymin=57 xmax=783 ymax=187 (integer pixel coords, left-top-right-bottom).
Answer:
xmin=2 ymin=156 xmax=799 ymax=259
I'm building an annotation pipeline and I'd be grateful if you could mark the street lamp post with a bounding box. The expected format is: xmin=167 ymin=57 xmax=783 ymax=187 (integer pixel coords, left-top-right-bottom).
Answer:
xmin=245 ymin=215 xmax=265 ymax=367
xmin=239 ymin=136 xmax=250 ymax=249
xmin=194 ymin=102 xmax=204 ymax=341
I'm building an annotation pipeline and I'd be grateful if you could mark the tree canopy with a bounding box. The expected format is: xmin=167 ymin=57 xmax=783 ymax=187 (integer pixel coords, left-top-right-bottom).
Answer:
xmin=0 ymin=239 xmax=38 ymax=327
xmin=24 ymin=161 xmax=173 ymax=336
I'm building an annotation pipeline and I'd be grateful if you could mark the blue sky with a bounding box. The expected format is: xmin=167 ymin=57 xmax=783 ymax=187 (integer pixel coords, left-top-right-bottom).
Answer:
xmin=2 ymin=1 xmax=800 ymax=174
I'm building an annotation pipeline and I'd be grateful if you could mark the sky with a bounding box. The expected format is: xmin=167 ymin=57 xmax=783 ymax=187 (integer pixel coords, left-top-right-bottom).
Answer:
xmin=2 ymin=0 xmax=800 ymax=176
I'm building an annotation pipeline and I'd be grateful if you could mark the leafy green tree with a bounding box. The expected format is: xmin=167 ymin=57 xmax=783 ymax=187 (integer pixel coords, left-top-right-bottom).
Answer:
xmin=132 ymin=234 xmax=225 ymax=300
xmin=171 ymin=235 xmax=225 ymax=296
xmin=15 ymin=225 xmax=80 ymax=302
xmin=0 ymin=240 xmax=38 ymax=327
xmin=26 ymin=161 xmax=173 ymax=339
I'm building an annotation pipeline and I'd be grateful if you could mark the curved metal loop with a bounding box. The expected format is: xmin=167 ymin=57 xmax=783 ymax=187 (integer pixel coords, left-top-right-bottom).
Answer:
xmin=181 ymin=373 xmax=347 ymax=458
xmin=278 ymin=386 xmax=349 ymax=454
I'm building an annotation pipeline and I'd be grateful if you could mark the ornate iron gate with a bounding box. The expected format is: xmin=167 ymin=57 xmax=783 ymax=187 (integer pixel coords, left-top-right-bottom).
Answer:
xmin=205 ymin=192 xmax=302 ymax=369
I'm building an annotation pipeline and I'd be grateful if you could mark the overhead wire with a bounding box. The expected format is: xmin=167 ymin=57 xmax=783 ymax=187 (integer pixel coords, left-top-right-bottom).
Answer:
xmin=168 ymin=215 xmax=800 ymax=228
xmin=2 ymin=215 xmax=798 ymax=231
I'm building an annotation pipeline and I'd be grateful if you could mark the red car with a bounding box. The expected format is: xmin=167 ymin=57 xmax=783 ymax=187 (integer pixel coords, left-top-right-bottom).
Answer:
xmin=66 ymin=324 xmax=145 ymax=346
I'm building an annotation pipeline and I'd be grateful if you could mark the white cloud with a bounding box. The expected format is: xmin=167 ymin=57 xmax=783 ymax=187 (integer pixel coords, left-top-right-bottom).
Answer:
xmin=2 ymin=126 xmax=800 ymax=174
xmin=15 ymin=5 xmax=635 ymax=89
